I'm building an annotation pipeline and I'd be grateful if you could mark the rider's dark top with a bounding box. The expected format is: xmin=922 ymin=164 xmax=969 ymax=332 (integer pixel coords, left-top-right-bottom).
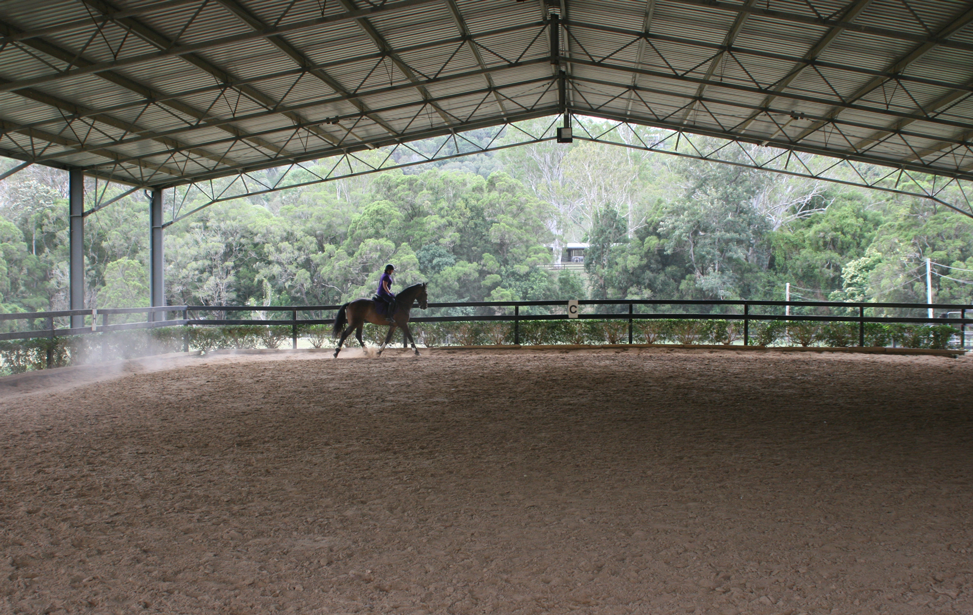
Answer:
xmin=377 ymin=272 xmax=394 ymax=300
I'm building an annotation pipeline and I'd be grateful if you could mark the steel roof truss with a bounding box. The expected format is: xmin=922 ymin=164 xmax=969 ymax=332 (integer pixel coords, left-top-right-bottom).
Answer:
xmin=73 ymin=75 xmax=555 ymax=173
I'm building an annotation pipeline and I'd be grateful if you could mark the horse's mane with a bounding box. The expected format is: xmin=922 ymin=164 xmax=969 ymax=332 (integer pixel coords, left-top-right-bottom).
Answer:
xmin=394 ymin=283 xmax=426 ymax=303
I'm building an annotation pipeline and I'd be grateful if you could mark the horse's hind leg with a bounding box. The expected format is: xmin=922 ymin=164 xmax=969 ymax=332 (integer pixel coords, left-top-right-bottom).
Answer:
xmin=333 ymin=327 xmax=353 ymax=358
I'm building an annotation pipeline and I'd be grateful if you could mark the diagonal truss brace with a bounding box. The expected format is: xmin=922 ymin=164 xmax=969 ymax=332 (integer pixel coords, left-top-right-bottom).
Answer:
xmin=154 ymin=114 xmax=973 ymax=226
xmin=5 ymin=115 xmax=968 ymax=221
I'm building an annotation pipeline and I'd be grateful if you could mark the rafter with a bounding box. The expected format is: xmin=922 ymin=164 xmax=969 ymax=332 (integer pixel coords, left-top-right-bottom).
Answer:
xmin=0 ymin=77 xmax=241 ymax=168
xmin=0 ymin=0 xmax=199 ymax=45
xmin=623 ymin=0 xmax=657 ymax=116
xmin=443 ymin=0 xmax=508 ymax=119
xmin=0 ymin=17 xmax=288 ymax=161
xmin=79 ymin=0 xmax=324 ymax=154
xmin=854 ymin=76 xmax=973 ymax=155
xmin=337 ymin=0 xmax=457 ymax=129
xmin=0 ymin=20 xmax=545 ymax=140
xmin=790 ymin=3 xmax=973 ymax=147
xmin=734 ymin=0 xmax=873 ymax=137
xmin=662 ymin=0 xmax=973 ymax=54
xmin=676 ymin=0 xmax=756 ymax=126
xmin=213 ymin=0 xmax=398 ymax=142
xmin=0 ymin=118 xmax=184 ymax=178
xmin=0 ymin=0 xmax=443 ymax=95
xmin=84 ymin=76 xmax=556 ymax=183
xmin=10 ymin=60 xmax=552 ymax=169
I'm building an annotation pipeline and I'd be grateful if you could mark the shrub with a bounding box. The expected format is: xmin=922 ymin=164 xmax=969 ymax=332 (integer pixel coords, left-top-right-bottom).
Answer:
xmin=260 ymin=325 xmax=292 ymax=349
xmin=821 ymin=322 xmax=857 ymax=347
xmin=786 ymin=320 xmax=820 ymax=347
xmin=603 ymin=320 xmax=628 ymax=344
xmin=670 ymin=319 xmax=708 ymax=345
xmin=863 ymin=322 xmax=892 ymax=348
xmin=302 ymin=324 xmax=332 ymax=349
xmin=750 ymin=320 xmax=786 ymax=347
xmin=518 ymin=320 xmax=549 ymax=346
xmin=635 ymin=319 xmax=667 ymax=344
xmin=485 ymin=322 xmax=513 ymax=345
xmin=891 ymin=324 xmax=960 ymax=349
xmin=0 ymin=337 xmax=69 ymax=374
xmin=708 ymin=319 xmax=740 ymax=345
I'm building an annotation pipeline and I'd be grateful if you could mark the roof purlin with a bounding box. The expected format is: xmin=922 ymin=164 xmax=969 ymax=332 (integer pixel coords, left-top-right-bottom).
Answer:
xmin=11 ymin=59 xmax=554 ymax=168
xmin=213 ymin=0 xmax=399 ymax=143
xmin=0 ymin=20 xmax=547 ymax=139
xmin=0 ymin=0 xmax=444 ymax=96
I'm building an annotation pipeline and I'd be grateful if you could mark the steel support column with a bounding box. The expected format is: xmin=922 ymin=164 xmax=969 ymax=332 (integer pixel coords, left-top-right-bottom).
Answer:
xmin=69 ymin=169 xmax=84 ymax=329
xmin=150 ymin=188 xmax=165 ymax=322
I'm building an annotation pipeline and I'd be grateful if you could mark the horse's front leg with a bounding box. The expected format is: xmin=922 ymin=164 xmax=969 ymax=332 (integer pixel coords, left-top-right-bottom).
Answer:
xmin=403 ymin=324 xmax=420 ymax=356
xmin=377 ymin=325 xmax=397 ymax=356
xmin=356 ymin=326 xmax=365 ymax=348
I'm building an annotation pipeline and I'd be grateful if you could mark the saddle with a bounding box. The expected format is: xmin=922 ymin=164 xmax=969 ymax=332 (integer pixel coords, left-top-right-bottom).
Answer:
xmin=372 ymin=295 xmax=395 ymax=317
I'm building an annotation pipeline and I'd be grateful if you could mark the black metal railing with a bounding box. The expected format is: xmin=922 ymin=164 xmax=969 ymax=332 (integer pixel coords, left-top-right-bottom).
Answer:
xmin=1 ymin=299 xmax=970 ymax=350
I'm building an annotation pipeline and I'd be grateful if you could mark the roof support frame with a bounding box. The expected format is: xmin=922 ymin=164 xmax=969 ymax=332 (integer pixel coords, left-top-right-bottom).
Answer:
xmin=790 ymin=3 xmax=973 ymax=146
xmin=337 ymin=0 xmax=458 ymax=129
xmin=21 ymin=64 xmax=554 ymax=175
xmin=153 ymin=114 xmax=972 ymax=229
xmin=0 ymin=0 xmax=444 ymax=95
xmin=0 ymin=20 xmax=546 ymax=140
xmin=212 ymin=0 xmax=400 ymax=141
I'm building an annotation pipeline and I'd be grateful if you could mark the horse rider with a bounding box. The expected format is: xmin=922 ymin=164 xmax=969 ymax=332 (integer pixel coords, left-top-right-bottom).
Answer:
xmin=377 ymin=264 xmax=396 ymax=324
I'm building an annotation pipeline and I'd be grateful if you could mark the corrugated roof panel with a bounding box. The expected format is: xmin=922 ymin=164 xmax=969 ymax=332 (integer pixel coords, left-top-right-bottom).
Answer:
xmin=396 ymin=45 xmax=481 ymax=81
xmin=859 ymin=0 xmax=973 ymax=38
xmin=2 ymin=0 xmax=971 ymax=185
xmin=364 ymin=3 xmax=456 ymax=49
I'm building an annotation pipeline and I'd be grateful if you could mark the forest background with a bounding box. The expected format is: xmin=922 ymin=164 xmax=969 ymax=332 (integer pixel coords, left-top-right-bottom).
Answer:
xmin=1 ymin=117 xmax=972 ymax=315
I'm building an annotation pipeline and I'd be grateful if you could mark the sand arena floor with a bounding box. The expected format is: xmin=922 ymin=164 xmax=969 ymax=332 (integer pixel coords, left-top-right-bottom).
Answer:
xmin=1 ymin=347 xmax=972 ymax=615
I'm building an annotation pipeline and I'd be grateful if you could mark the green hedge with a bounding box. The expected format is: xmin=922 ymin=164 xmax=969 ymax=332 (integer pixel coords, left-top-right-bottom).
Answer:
xmin=0 ymin=320 xmax=964 ymax=375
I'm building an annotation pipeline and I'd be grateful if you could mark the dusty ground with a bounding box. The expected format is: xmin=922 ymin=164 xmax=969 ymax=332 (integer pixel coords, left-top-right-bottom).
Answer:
xmin=1 ymin=347 xmax=972 ymax=615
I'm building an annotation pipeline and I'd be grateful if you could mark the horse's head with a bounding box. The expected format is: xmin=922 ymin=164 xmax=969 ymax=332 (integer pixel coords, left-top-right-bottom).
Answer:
xmin=417 ymin=282 xmax=428 ymax=309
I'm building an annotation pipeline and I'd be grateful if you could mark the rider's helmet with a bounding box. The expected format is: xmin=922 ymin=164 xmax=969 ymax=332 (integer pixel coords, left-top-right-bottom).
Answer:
xmin=385 ymin=264 xmax=395 ymax=273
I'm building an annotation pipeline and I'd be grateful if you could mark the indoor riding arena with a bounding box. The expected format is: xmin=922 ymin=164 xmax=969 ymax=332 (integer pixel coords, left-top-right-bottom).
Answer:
xmin=2 ymin=347 xmax=972 ymax=614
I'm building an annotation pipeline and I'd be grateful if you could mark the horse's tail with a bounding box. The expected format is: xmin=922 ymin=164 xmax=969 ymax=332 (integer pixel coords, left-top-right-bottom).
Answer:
xmin=332 ymin=304 xmax=348 ymax=338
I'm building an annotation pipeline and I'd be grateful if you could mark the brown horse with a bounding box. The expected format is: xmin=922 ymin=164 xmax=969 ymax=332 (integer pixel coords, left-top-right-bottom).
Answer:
xmin=332 ymin=283 xmax=428 ymax=358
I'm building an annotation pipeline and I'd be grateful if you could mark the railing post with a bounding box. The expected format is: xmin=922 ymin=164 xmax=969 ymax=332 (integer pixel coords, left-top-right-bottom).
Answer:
xmin=858 ymin=305 xmax=865 ymax=347
xmin=514 ymin=305 xmax=520 ymax=346
xmin=743 ymin=303 xmax=749 ymax=346
xmin=292 ymin=310 xmax=298 ymax=349
xmin=963 ymin=308 xmax=967 ymax=350
xmin=628 ymin=303 xmax=633 ymax=344
xmin=47 ymin=316 xmax=54 ymax=368
xmin=183 ymin=309 xmax=189 ymax=353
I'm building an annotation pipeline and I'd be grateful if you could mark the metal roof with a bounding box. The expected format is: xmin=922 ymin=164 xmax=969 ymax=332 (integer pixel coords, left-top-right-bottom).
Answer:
xmin=1 ymin=0 xmax=972 ymax=188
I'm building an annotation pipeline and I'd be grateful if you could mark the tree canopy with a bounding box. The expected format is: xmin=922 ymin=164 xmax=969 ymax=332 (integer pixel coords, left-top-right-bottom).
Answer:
xmin=1 ymin=119 xmax=972 ymax=313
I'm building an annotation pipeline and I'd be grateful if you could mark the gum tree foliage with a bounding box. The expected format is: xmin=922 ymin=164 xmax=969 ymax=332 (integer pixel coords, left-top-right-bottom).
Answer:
xmin=2 ymin=121 xmax=973 ymax=314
